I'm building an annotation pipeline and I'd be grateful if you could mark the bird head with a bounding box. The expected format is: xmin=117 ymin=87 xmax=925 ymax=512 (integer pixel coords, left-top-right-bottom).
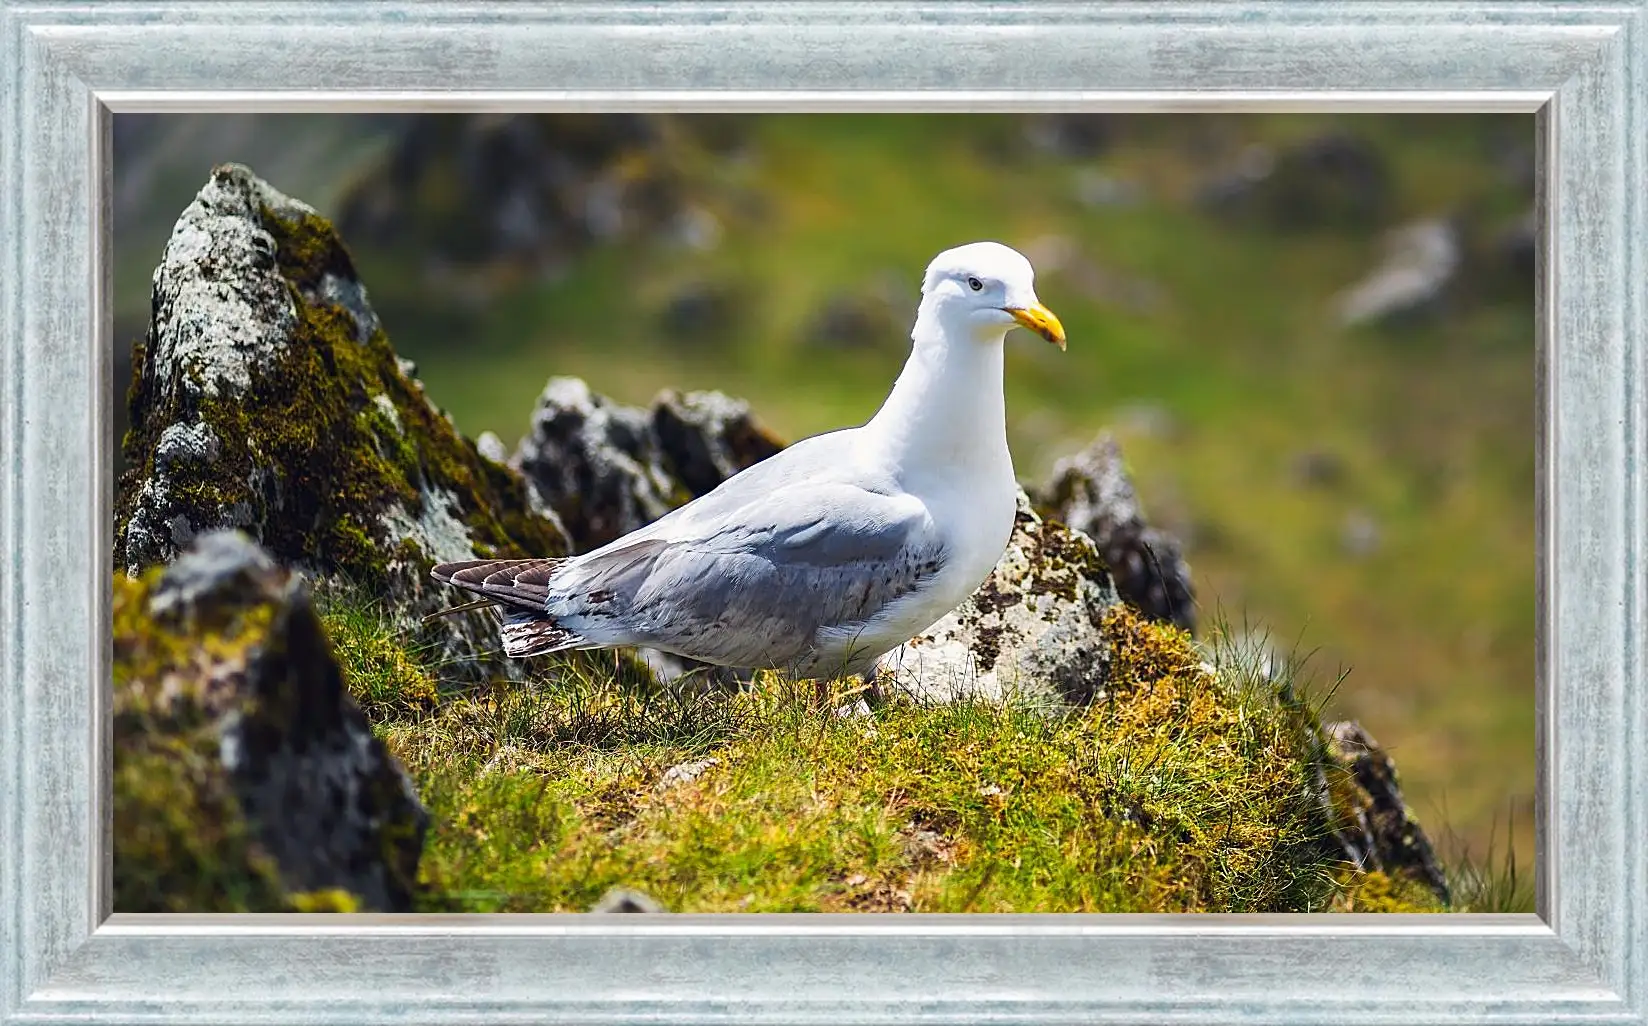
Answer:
xmin=920 ymin=241 xmax=1066 ymax=350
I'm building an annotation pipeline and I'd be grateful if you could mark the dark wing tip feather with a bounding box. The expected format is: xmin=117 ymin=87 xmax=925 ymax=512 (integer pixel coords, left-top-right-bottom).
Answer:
xmin=430 ymin=557 xmax=568 ymax=612
xmin=432 ymin=559 xmax=585 ymax=657
xmin=500 ymin=611 xmax=586 ymax=658
xmin=430 ymin=559 xmax=503 ymax=584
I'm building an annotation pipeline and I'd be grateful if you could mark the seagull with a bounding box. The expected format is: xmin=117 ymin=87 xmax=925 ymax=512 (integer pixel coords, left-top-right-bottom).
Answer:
xmin=432 ymin=241 xmax=1065 ymax=680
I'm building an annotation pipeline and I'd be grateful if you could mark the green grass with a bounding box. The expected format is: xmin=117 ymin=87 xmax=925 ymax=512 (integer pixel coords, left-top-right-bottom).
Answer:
xmin=334 ymin=112 xmax=1534 ymax=863
xmin=319 ymin=594 xmax=1419 ymax=914
xmin=1438 ymin=811 xmax=1537 ymax=914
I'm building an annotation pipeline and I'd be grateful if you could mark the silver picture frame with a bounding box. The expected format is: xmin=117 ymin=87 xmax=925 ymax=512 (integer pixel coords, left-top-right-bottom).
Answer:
xmin=2 ymin=2 xmax=1644 ymax=1023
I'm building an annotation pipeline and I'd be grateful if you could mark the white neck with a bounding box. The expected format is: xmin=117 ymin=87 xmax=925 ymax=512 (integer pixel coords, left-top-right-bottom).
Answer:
xmin=866 ymin=300 xmax=1012 ymax=482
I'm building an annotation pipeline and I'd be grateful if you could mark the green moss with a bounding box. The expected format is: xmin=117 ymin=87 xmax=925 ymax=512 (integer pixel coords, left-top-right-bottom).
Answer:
xmin=112 ymin=573 xmax=328 ymax=912
xmin=1332 ymin=870 xmax=1445 ymax=912
xmin=115 ymin=568 xmax=1438 ymax=915
xmin=288 ymin=889 xmax=363 ymax=913
xmin=115 ymin=186 xmax=567 ymax=582
xmin=114 ymin=568 xmax=429 ymax=912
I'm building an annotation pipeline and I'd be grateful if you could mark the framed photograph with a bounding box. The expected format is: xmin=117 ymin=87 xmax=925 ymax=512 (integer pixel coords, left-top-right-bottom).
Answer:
xmin=2 ymin=2 xmax=1644 ymax=1023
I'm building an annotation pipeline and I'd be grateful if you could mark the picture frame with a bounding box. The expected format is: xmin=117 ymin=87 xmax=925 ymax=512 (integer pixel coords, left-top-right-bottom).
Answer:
xmin=2 ymin=1 xmax=1643 ymax=1022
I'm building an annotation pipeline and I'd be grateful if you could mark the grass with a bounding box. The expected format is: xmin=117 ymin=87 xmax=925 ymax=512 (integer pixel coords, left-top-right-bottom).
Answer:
xmin=1438 ymin=813 xmax=1537 ymax=914
xmin=316 ymin=592 xmax=1426 ymax=914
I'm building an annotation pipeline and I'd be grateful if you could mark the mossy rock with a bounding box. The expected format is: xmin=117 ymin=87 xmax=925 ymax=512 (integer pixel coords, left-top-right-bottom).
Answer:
xmin=877 ymin=489 xmax=1121 ymax=708
xmin=1034 ymin=431 xmax=1196 ymax=633
xmin=512 ymin=376 xmax=785 ymax=553
xmin=1318 ymin=720 xmax=1452 ymax=904
xmin=113 ymin=531 xmax=427 ymax=912
xmin=332 ymin=114 xmax=704 ymax=279
xmin=115 ymin=163 xmax=569 ymax=678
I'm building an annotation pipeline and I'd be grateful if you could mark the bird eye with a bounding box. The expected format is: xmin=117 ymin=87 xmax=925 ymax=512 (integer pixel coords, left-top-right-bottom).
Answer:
xmin=967 ymin=276 xmax=984 ymax=291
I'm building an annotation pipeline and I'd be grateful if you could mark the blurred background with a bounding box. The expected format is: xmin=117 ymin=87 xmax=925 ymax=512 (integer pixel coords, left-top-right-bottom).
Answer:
xmin=113 ymin=112 xmax=1536 ymax=866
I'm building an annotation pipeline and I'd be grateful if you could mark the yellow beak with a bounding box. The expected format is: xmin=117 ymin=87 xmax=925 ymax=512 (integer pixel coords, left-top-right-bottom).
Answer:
xmin=1006 ymin=302 xmax=1067 ymax=350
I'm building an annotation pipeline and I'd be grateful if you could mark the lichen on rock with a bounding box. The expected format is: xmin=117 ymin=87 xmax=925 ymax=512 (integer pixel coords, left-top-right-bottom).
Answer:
xmin=114 ymin=530 xmax=427 ymax=912
xmin=877 ymin=490 xmax=1122 ymax=708
xmin=512 ymin=376 xmax=784 ymax=552
xmin=115 ymin=163 xmax=569 ymax=676
xmin=1319 ymin=720 xmax=1451 ymax=904
xmin=1034 ymin=432 xmax=1196 ymax=633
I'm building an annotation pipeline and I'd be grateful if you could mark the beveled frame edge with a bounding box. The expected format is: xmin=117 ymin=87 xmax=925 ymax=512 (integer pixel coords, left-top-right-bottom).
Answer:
xmin=0 ymin=2 xmax=1641 ymax=1024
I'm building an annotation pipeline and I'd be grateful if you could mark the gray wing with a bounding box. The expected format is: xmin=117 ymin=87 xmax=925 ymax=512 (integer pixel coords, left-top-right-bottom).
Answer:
xmin=549 ymin=481 xmax=946 ymax=669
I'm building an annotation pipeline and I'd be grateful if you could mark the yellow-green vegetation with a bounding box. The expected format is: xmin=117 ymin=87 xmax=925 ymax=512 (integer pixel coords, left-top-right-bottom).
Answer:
xmin=112 ymin=571 xmax=295 ymax=912
xmin=320 ymin=592 xmax=1448 ymax=913
xmin=114 ymin=555 xmax=431 ymax=914
xmin=1331 ymin=870 xmax=1445 ymax=913
xmin=316 ymin=588 xmax=442 ymax=720
xmin=341 ymin=114 xmax=1534 ymax=865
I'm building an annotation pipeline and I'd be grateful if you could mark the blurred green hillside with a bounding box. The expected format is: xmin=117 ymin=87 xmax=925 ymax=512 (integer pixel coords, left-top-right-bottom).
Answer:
xmin=113 ymin=112 xmax=1535 ymax=865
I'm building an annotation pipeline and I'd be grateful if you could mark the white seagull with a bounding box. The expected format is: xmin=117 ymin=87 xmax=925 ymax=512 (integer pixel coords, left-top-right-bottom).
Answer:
xmin=433 ymin=241 xmax=1066 ymax=680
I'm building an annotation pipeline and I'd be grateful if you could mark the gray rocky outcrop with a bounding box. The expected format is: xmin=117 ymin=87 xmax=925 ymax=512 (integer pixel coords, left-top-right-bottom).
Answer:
xmin=114 ymin=530 xmax=427 ymax=912
xmin=1198 ymin=130 xmax=1391 ymax=231
xmin=512 ymin=377 xmax=785 ymax=553
xmin=1321 ymin=720 xmax=1452 ymax=904
xmin=508 ymin=378 xmax=784 ymax=684
xmin=877 ymin=491 xmax=1123 ymax=708
xmin=334 ymin=115 xmax=736 ymax=283
xmin=1034 ymin=432 xmax=1197 ymax=633
xmin=1336 ymin=218 xmax=1462 ymax=326
xmin=114 ymin=164 xmax=570 ymax=678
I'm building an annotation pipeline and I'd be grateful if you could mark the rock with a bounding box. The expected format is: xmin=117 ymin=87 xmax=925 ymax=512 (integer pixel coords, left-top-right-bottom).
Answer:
xmin=655 ymin=758 xmax=719 ymax=792
xmin=1072 ymin=169 xmax=1143 ymax=209
xmin=115 ymin=164 xmax=569 ymax=679
xmin=509 ymin=378 xmax=782 ymax=684
xmin=1034 ymin=433 xmax=1197 ymax=633
xmin=652 ymin=389 xmax=786 ymax=498
xmin=804 ymin=283 xmax=908 ymax=350
xmin=660 ymin=280 xmax=740 ymax=340
xmin=591 ymin=887 xmax=667 ymax=913
xmin=113 ymin=531 xmax=428 ymax=912
xmin=1340 ymin=510 xmax=1382 ymax=557
xmin=877 ymin=490 xmax=1122 ymax=707
xmin=1199 ymin=130 xmax=1391 ymax=231
xmin=511 ymin=377 xmax=679 ymax=551
xmin=335 ymin=114 xmax=707 ymax=280
xmin=475 ymin=430 xmax=510 ymax=465
xmin=1196 ymin=142 xmax=1276 ymax=212
xmin=1320 ymin=721 xmax=1451 ymax=905
xmin=667 ymin=206 xmax=724 ymax=252
xmin=1021 ymin=114 xmax=1115 ymax=159
xmin=1020 ymin=236 xmax=1165 ymax=315
xmin=1291 ymin=448 xmax=1345 ymax=488
xmin=1336 ymin=218 xmax=1462 ymax=327
xmin=513 ymin=377 xmax=784 ymax=552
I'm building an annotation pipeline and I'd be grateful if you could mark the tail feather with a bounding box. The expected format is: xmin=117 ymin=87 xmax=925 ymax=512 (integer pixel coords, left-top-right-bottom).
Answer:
xmin=430 ymin=557 xmax=566 ymax=613
xmin=499 ymin=610 xmax=588 ymax=658
xmin=431 ymin=557 xmax=590 ymax=657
